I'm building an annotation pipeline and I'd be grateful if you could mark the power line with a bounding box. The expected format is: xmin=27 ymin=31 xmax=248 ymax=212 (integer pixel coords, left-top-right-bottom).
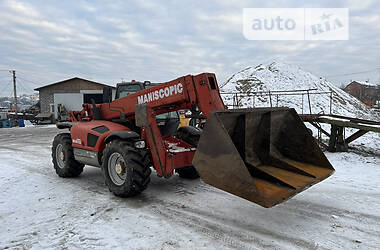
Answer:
xmin=0 ymin=70 xmax=41 ymax=98
xmin=0 ymin=80 xmax=14 ymax=99
xmin=17 ymin=80 xmax=28 ymax=93
xmin=17 ymin=79 xmax=35 ymax=93
xmin=2 ymin=70 xmax=43 ymax=86
xmin=325 ymin=68 xmax=380 ymax=78
xmin=17 ymin=71 xmax=45 ymax=83
xmin=0 ymin=80 xmax=12 ymax=94
xmin=16 ymin=76 xmax=40 ymax=86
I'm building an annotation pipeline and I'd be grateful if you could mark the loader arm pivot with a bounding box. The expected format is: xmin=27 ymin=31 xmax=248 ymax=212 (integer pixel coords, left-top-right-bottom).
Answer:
xmin=66 ymin=73 xmax=334 ymax=208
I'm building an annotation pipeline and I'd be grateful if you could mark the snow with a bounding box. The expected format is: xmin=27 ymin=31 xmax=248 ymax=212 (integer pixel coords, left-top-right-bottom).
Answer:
xmin=24 ymin=120 xmax=35 ymax=127
xmin=221 ymin=60 xmax=380 ymax=121
xmin=319 ymin=116 xmax=351 ymax=122
xmin=358 ymin=123 xmax=380 ymax=129
xmin=354 ymin=81 xmax=379 ymax=87
xmin=1 ymin=125 xmax=380 ymax=249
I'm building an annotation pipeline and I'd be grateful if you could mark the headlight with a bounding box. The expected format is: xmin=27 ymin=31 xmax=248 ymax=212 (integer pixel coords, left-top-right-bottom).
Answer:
xmin=134 ymin=140 xmax=146 ymax=149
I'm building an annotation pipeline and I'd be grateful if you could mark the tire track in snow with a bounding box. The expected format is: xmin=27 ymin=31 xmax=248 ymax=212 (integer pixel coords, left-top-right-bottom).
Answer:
xmin=2 ymin=127 xmax=379 ymax=249
xmin=146 ymin=199 xmax=319 ymax=250
xmin=4 ymin=153 xmax=311 ymax=250
xmin=285 ymin=200 xmax=380 ymax=236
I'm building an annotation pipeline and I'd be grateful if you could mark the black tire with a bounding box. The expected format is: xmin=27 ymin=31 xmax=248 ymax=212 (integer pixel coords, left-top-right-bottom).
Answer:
xmin=175 ymin=126 xmax=202 ymax=179
xmin=102 ymin=140 xmax=151 ymax=197
xmin=175 ymin=166 xmax=200 ymax=179
xmin=52 ymin=133 xmax=84 ymax=177
xmin=176 ymin=126 xmax=201 ymax=146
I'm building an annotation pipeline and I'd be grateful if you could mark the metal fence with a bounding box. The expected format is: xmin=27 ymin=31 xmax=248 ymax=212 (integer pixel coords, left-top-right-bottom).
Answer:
xmin=220 ymin=89 xmax=334 ymax=115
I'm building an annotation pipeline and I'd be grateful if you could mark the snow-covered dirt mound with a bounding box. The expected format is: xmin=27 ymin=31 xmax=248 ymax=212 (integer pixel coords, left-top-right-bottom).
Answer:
xmin=221 ymin=61 xmax=379 ymax=121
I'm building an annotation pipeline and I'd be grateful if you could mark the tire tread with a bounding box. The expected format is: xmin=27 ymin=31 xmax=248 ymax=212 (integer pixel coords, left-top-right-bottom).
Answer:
xmin=52 ymin=133 xmax=84 ymax=178
xmin=102 ymin=139 xmax=151 ymax=197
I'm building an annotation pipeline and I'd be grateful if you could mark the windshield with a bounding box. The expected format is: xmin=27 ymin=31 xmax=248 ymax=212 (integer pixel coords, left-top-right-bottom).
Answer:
xmin=156 ymin=111 xmax=179 ymax=120
xmin=117 ymin=84 xmax=142 ymax=99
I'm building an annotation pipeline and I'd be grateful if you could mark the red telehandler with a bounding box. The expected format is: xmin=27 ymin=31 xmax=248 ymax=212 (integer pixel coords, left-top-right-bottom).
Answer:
xmin=52 ymin=73 xmax=334 ymax=208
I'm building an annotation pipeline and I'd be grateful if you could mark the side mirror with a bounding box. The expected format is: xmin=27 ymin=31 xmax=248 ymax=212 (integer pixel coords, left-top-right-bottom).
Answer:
xmin=103 ymin=86 xmax=113 ymax=103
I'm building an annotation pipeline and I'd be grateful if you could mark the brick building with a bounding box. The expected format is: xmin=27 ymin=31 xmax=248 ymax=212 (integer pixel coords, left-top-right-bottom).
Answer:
xmin=34 ymin=77 xmax=115 ymax=121
xmin=343 ymin=81 xmax=380 ymax=106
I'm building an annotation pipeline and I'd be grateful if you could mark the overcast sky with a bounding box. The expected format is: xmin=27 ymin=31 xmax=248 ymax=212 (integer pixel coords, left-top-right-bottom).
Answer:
xmin=0 ymin=0 xmax=379 ymax=95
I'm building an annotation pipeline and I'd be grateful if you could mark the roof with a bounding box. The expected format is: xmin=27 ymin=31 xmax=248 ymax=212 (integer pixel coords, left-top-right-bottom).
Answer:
xmin=34 ymin=77 xmax=115 ymax=91
xmin=351 ymin=80 xmax=379 ymax=87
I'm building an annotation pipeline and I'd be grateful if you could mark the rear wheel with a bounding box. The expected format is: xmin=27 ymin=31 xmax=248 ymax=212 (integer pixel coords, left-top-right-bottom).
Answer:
xmin=102 ymin=140 xmax=151 ymax=197
xmin=175 ymin=126 xmax=201 ymax=179
xmin=52 ymin=133 xmax=84 ymax=177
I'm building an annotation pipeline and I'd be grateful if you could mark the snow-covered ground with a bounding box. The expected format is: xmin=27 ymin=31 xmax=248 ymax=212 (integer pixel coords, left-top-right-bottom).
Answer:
xmin=1 ymin=126 xmax=379 ymax=249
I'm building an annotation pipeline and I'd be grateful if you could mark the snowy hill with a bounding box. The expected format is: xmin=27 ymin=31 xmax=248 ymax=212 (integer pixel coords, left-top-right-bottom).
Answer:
xmin=221 ymin=61 xmax=379 ymax=121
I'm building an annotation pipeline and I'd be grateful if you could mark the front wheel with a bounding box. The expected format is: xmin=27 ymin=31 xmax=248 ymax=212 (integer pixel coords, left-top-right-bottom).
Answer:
xmin=175 ymin=166 xmax=200 ymax=179
xmin=102 ymin=140 xmax=151 ymax=197
xmin=52 ymin=133 xmax=84 ymax=177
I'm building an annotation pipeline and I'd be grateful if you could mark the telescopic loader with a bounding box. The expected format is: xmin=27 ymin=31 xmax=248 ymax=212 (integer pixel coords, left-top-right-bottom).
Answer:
xmin=52 ymin=73 xmax=334 ymax=208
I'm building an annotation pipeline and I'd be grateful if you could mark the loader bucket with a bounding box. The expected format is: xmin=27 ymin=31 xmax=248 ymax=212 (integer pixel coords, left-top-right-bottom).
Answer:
xmin=192 ymin=108 xmax=334 ymax=208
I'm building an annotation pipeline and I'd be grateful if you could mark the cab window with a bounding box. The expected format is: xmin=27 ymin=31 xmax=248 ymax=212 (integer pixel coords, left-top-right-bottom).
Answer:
xmin=116 ymin=84 xmax=142 ymax=99
xmin=156 ymin=111 xmax=179 ymax=120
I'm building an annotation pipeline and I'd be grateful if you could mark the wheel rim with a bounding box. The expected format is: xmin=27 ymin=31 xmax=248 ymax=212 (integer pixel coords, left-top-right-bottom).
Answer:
xmin=108 ymin=152 xmax=127 ymax=186
xmin=56 ymin=144 xmax=65 ymax=169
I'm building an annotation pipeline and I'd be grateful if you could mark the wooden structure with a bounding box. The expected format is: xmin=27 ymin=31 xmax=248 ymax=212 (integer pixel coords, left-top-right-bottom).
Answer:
xmin=301 ymin=114 xmax=380 ymax=152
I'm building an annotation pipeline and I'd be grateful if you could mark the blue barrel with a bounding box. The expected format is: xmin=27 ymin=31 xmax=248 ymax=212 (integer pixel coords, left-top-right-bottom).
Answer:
xmin=18 ymin=119 xmax=25 ymax=127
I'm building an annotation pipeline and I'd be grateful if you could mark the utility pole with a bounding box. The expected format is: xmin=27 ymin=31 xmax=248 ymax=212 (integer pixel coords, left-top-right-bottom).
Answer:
xmin=12 ymin=70 xmax=18 ymax=114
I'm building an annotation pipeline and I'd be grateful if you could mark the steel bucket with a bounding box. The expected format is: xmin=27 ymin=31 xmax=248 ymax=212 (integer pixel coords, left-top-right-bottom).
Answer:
xmin=192 ymin=108 xmax=334 ymax=208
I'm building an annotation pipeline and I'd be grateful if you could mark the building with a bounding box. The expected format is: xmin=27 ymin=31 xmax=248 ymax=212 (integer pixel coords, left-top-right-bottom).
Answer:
xmin=34 ymin=77 xmax=115 ymax=121
xmin=343 ymin=81 xmax=380 ymax=106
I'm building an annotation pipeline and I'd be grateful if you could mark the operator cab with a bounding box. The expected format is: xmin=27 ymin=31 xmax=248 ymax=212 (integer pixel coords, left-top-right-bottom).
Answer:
xmin=113 ymin=81 xmax=180 ymax=136
xmin=115 ymin=81 xmax=146 ymax=99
